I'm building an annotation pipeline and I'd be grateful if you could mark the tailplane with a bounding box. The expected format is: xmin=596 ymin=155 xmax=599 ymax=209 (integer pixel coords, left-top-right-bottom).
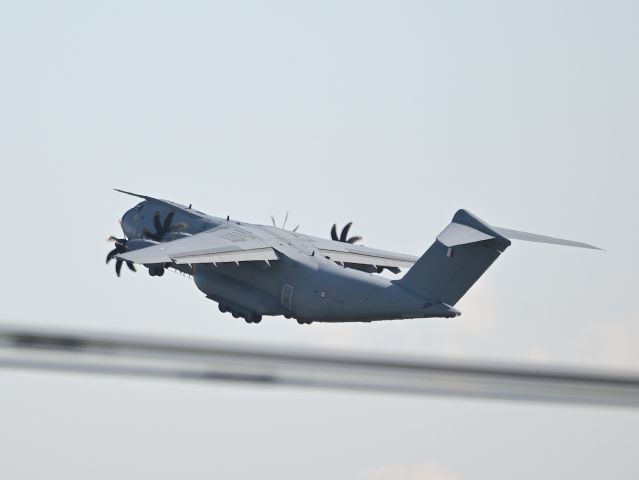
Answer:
xmin=398 ymin=209 xmax=599 ymax=307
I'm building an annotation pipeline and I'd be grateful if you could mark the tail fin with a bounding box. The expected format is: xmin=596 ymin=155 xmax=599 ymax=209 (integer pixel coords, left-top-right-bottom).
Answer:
xmin=399 ymin=210 xmax=510 ymax=306
xmin=398 ymin=209 xmax=600 ymax=307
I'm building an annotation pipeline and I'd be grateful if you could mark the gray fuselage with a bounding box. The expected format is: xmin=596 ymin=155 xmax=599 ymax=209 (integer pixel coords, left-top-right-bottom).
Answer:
xmin=119 ymin=201 xmax=458 ymax=323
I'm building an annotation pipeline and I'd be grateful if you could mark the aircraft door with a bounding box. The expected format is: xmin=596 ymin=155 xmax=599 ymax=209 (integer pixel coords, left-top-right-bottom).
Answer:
xmin=281 ymin=284 xmax=293 ymax=311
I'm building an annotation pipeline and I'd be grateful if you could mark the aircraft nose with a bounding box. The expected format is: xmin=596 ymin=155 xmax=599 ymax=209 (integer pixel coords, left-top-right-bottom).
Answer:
xmin=120 ymin=208 xmax=137 ymax=238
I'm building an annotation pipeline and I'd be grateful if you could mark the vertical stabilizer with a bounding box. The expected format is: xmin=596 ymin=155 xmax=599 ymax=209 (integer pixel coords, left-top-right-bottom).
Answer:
xmin=398 ymin=210 xmax=511 ymax=306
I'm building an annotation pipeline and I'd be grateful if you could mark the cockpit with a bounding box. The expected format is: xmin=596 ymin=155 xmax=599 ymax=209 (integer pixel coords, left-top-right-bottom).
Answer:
xmin=120 ymin=202 xmax=146 ymax=239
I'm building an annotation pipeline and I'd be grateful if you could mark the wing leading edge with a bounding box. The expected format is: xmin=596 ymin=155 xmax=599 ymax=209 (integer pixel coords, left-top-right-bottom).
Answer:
xmin=117 ymin=225 xmax=277 ymax=265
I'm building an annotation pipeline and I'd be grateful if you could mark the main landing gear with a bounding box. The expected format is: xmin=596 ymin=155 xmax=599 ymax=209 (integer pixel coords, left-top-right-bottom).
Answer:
xmin=297 ymin=319 xmax=313 ymax=325
xmin=245 ymin=314 xmax=262 ymax=324
xmin=218 ymin=304 xmax=262 ymax=324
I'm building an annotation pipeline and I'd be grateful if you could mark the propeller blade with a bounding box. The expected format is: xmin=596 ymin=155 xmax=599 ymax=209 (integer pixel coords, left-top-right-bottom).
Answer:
xmin=340 ymin=222 xmax=353 ymax=242
xmin=115 ymin=259 xmax=123 ymax=277
xmin=292 ymin=225 xmax=300 ymax=233
xmin=331 ymin=224 xmax=338 ymax=241
xmin=163 ymin=211 xmax=175 ymax=233
xmin=347 ymin=236 xmax=363 ymax=244
xmin=271 ymin=216 xmax=276 ymax=227
xmin=106 ymin=248 xmax=119 ymax=264
xmin=143 ymin=228 xmax=160 ymax=242
xmin=153 ymin=212 xmax=163 ymax=234
xmin=282 ymin=212 xmax=289 ymax=230
xmin=107 ymin=232 xmax=134 ymax=276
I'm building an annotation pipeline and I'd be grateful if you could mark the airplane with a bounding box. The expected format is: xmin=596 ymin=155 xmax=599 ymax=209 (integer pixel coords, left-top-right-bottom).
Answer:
xmin=107 ymin=189 xmax=600 ymax=325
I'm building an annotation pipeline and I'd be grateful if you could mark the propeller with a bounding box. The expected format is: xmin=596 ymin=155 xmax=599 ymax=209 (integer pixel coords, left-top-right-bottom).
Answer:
xmin=271 ymin=212 xmax=299 ymax=232
xmin=330 ymin=222 xmax=400 ymax=274
xmin=106 ymin=236 xmax=137 ymax=277
xmin=143 ymin=211 xmax=185 ymax=241
xmin=331 ymin=222 xmax=363 ymax=244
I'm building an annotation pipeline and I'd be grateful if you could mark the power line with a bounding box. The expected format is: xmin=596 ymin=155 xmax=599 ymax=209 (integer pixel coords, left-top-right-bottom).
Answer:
xmin=0 ymin=324 xmax=638 ymax=408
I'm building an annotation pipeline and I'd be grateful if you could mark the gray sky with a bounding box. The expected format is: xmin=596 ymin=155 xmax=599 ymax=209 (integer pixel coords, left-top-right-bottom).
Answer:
xmin=1 ymin=0 xmax=638 ymax=478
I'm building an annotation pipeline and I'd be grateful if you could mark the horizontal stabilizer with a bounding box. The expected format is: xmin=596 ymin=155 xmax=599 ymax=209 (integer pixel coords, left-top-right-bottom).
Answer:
xmin=399 ymin=208 xmax=600 ymax=307
xmin=492 ymin=227 xmax=601 ymax=250
xmin=437 ymin=222 xmax=495 ymax=247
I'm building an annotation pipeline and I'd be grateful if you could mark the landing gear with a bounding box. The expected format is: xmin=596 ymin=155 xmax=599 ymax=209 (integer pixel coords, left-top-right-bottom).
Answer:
xmin=297 ymin=318 xmax=313 ymax=325
xmin=245 ymin=314 xmax=262 ymax=324
xmin=148 ymin=266 xmax=165 ymax=277
xmin=216 ymin=303 xmax=261 ymax=324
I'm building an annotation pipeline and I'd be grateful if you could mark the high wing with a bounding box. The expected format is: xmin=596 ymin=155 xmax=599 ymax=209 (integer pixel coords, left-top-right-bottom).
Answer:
xmin=118 ymin=224 xmax=278 ymax=265
xmin=114 ymin=188 xmax=216 ymax=221
xmin=301 ymin=234 xmax=419 ymax=269
xmin=118 ymin=224 xmax=418 ymax=269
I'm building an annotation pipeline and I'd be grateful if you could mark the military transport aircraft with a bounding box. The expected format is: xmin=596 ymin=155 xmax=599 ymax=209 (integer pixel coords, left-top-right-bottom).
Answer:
xmin=107 ymin=190 xmax=599 ymax=324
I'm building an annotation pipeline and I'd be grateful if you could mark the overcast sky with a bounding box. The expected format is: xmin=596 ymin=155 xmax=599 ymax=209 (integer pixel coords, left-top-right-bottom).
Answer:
xmin=1 ymin=0 xmax=638 ymax=478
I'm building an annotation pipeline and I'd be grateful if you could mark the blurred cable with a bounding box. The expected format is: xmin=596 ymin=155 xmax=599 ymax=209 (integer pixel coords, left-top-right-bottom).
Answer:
xmin=0 ymin=324 xmax=638 ymax=408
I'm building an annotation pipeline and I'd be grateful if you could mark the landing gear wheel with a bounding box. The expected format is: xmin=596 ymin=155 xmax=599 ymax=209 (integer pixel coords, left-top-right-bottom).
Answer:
xmin=244 ymin=315 xmax=262 ymax=324
xmin=149 ymin=266 xmax=165 ymax=277
xmin=218 ymin=304 xmax=228 ymax=313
